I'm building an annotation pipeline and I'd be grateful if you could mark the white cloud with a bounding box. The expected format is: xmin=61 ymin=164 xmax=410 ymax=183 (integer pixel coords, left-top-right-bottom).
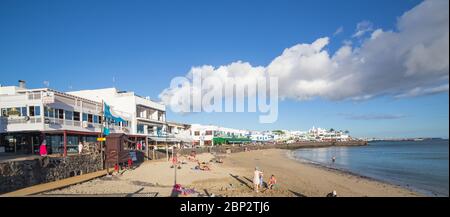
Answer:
xmin=333 ymin=26 xmax=344 ymax=36
xmin=159 ymin=0 xmax=449 ymax=106
xmin=352 ymin=20 xmax=374 ymax=38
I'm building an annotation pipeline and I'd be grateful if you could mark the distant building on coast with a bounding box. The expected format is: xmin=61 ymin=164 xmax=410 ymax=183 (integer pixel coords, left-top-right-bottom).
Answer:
xmin=190 ymin=124 xmax=251 ymax=146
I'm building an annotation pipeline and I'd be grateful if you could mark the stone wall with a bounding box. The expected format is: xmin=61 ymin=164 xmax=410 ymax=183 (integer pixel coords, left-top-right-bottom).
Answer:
xmin=0 ymin=154 xmax=102 ymax=194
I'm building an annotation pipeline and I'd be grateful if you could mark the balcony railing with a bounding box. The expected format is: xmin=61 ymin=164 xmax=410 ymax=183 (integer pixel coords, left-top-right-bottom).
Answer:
xmin=0 ymin=116 xmax=42 ymax=125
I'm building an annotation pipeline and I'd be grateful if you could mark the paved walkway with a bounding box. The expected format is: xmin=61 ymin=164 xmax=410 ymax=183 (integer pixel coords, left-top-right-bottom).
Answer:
xmin=1 ymin=168 xmax=112 ymax=197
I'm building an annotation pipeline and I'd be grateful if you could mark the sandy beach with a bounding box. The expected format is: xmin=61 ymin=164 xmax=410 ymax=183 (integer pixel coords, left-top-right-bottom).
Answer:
xmin=42 ymin=149 xmax=420 ymax=197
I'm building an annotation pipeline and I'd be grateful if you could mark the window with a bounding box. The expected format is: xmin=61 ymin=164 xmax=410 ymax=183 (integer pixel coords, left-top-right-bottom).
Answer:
xmin=44 ymin=107 xmax=55 ymax=118
xmin=73 ymin=112 xmax=80 ymax=121
xmin=29 ymin=106 xmax=41 ymax=116
xmin=88 ymin=114 xmax=93 ymax=123
xmin=194 ymin=131 xmax=200 ymax=136
xmin=1 ymin=108 xmax=6 ymax=116
xmin=20 ymin=107 xmax=27 ymax=116
xmin=137 ymin=124 xmax=144 ymax=134
xmin=55 ymin=109 xmax=64 ymax=119
xmin=98 ymin=116 xmax=102 ymax=124
xmin=35 ymin=106 xmax=40 ymax=116
xmin=29 ymin=106 xmax=34 ymax=116
xmin=67 ymin=136 xmax=79 ymax=153
xmin=205 ymin=130 xmax=212 ymax=136
xmin=93 ymin=115 xmax=98 ymax=123
xmin=65 ymin=111 xmax=73 ymax=120
xmin=82 ymin=113 xmax=88 ymax=122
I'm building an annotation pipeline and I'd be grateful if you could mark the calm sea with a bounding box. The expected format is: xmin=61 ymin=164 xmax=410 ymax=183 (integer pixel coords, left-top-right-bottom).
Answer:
xmin=291 ymin=140 xmax=449 ymax=197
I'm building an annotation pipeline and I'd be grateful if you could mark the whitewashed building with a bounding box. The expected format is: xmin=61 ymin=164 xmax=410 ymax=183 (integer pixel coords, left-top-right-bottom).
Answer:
xmin=0 ymin=81 xmax=129 ymax=155
xmin=68 ymin=88 xmax=166 ymax=138
xmin=190 ymin=124 xmax=250 ymax=146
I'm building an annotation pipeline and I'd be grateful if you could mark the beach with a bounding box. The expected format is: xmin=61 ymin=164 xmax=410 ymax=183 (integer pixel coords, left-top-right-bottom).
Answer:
xmin=41 ymin=149 xmax=420 ymax=197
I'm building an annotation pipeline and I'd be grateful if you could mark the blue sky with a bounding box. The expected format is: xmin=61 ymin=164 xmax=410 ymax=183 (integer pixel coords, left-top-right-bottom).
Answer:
xmin=0 ymin=0 xmax=448 ymax=138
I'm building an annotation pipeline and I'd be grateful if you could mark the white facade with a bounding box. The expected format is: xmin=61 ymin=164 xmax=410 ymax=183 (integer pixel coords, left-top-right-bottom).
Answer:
xmin=68 ymin=88 xmax=166 ymax=137
xmin=0 ymin=82 xmax=130 ymax=155
xmin=250 ymin=133 xmax=274 ymax=142
xmin=167 ymin=122 xmax=192 ymax=145
xmin=1 ymin=86 xmax=129 ymax=134
xmin=190 ymin=124 xmax=250 ymax=146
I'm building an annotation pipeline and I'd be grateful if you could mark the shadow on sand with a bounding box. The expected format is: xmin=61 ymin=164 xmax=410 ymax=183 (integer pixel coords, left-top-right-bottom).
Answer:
xmin=229 ymin=173 xmax=253 ymax=190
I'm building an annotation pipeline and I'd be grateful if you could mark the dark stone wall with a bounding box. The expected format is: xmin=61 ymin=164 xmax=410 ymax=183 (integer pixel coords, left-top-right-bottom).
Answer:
xmin=0 ymin=154 xmax=102 ymax=194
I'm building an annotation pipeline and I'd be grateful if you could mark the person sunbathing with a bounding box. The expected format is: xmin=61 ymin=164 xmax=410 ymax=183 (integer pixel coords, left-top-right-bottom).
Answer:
xmin=197 ymin=161 xmax=211 ymax=171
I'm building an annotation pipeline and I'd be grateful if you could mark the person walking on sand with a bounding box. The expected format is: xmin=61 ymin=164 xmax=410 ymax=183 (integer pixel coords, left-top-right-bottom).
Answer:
xmin=253 ymin=167 xmax=261 ymax=193
xmin=39 ymin=140 xmax=47 ymax=156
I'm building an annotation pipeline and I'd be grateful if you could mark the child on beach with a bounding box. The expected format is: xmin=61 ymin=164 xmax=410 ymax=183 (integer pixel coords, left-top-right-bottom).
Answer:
xmin=259 ymin=171 xmax=264 ymax=188
xmin=268 ymin=175 xmax=277 ymax=189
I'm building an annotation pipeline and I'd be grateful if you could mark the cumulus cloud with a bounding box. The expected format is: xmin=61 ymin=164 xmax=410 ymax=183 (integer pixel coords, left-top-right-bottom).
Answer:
xmin=159 ymin=0 xmax=449 ymax=107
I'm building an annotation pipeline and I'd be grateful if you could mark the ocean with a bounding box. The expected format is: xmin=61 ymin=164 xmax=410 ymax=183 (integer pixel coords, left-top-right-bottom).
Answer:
xmin=291 ymin=140 xmax=449 ymax=197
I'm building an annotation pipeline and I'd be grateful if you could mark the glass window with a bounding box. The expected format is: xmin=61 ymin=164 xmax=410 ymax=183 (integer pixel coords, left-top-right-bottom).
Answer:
xmin=1 ymin=108 xmax=6 ymax=117
xmin=29 ymin=106 xmax=41 ymax=116
xmin=205 ymin=130 xmax=212 ymax=135
xmin=98 ymin=116 xmax=102 ymax=124
xmin=56 ymin=109 xmax=64 ymax=119
xmin=194 ymin=131 xmax=200 ymax=136
xmin=93 ymin=115 xmax=98 ymax=123
xmin=67 ymin=136 xmax=79 ymax=153
xmin=46 ymin=135 xmax=63 ymax=154
xmin=13 ymin=107 xmax=20 ymax=116
xmin=137 ymin=124 xmax=144 ymax=134
xmin=20 ymin=107 xmax=27 ymax=116
xmin=88 ymin=114 xmax=93 ymax=123
xmin=82 ymin=113 xmax=88 ymax=122
xmin=65 ymin=111 xmax=73 ymax=120
xmin=73 ymin=112 xmax=80 ymax=121
xmin=29 ymin=106 xmax=35 ymax=116
xmin=45 ymin=107 xmax=55 ymax=118
xmin=35 ymin=106 xmax=40 ymax=116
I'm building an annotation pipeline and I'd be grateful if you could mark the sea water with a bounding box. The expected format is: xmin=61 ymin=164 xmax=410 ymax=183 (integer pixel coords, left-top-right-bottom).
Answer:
xmin=292 ymin=140 xmax=449 ymax=196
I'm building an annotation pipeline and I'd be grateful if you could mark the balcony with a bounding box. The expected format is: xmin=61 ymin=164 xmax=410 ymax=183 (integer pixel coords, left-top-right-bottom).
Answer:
xmin=0 ymin=116 xmax=129 ymax=134
xmin=0 ymin=116 xmax=43 ymax=133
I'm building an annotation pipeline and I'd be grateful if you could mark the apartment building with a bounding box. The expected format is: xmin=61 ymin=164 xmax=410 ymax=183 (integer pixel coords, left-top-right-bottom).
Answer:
xmin=0 ymin=81 xmax=129 ymax=155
